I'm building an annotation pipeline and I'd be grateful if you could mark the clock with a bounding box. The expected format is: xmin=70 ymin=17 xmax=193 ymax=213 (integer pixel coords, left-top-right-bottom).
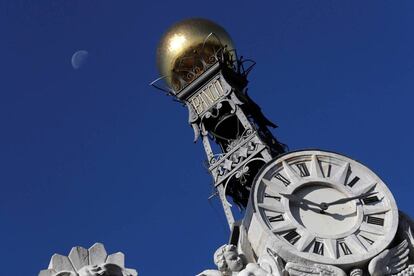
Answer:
xmin=245 ymin=150 xmax=399 ymax=267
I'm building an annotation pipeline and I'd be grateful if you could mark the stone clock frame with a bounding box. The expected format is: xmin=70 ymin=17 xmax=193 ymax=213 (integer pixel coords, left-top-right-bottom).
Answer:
xmin=243 ymin=150 xmax=399 ymax=269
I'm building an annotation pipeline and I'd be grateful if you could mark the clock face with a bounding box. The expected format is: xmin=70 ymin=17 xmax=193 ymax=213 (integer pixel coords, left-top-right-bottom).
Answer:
xmin=251 ymin=150 xmax=399 ymax=266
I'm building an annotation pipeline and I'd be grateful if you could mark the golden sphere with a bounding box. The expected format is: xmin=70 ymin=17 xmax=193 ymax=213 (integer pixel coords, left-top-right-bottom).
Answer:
xmin=156 ymin=18 xmax=235 ymax=90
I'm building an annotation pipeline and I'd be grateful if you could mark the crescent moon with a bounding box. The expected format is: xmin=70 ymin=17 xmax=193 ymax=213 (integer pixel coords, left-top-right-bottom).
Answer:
xmin=71 ymin=50 xmax=89 ymax=69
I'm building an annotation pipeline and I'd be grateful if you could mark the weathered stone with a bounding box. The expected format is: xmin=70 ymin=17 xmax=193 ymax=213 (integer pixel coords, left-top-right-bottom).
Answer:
xmin=38 ymin=269 xmax=56 ymax=276
xmin=106 ymin=252 xmax=125 ymax=267
xmin=125 ymin=268 xmax=138 ymax=276
xmin=39 ymin=243 xmax=138 ymax=276
xmin=69 ymin=246 xmax=89 ymax=271
xmin=48 ymin=254 xmax=74 ymax=271
xmin=88 ymin=243 xmax=107 ymax=266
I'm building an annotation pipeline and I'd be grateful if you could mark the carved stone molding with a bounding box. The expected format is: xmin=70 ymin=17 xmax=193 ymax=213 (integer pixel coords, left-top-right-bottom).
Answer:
xmin=198 ymin=210 xmax=414 ymax=276
xmin=39 ymin=243 xmax=138 ymax=276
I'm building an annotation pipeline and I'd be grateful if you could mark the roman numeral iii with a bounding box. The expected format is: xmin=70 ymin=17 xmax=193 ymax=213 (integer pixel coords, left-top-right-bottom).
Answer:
xmin=363 ymin=196 xmax=380 ymax=204
xmin=366 ymin=216 xmax=384 ymax=226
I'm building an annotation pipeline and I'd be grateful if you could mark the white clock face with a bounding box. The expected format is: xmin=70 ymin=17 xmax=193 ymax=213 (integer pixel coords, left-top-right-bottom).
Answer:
xmin=251 ymin=150 xmax=398 ymax=266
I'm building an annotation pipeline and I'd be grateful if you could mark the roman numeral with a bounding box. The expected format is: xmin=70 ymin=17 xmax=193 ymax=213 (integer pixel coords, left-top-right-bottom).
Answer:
xmin=346 ymin=176 xmax=360 ymax=187
xmin=362 ymin=196 xmax=380 ymax=204
xmin=296 ymin=233 xmax=315 ymax=251
xmin=332 ymin=162 xmax=350 ymax=184
xmin=363 ymin=205 xmax=389 ymax=215
xmin=326 ymin=164 xmax=332 ymax=177
xmin=360 ymin=222 xmax=385 ymax=235
xmin=264 ymin=193 xmax=281 ymax=201
xmin=283 ymin=230 xmax=301 ymax=245
xmin=296 ymin=163 xmax=310 ymax=177
xmin=268 ymin=215 xmax=284 ymax=222
xmin=366 ymin=216 xmax=384 ymax=226
xmin=310 ymin=155 xmax=323 ymax=177
xmin=274 ymin=173 xmax=291 ymax=187
xmin=259 ymin=202 xmax=285 ymax=213
xmin=262 ymin=178 xmax=287 ymax=195
xmin=360 ymin=235 xmax=375 ymax=245
xmin=272 ymin=221 xmax=296 ymax=233
xmin=347 ymin=234 xmax=368 ymax=253
xmin=313 ymin=241 xmax=324 ymax=255
xmin=339 ymin=241 xmax=352 ymax=255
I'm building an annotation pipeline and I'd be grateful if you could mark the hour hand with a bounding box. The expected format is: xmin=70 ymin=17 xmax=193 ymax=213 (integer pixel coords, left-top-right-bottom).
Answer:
xmin=324 ymin=191 xmax=378 ymax=207
xmin=280 ymin=193 xmax=323 ymax=209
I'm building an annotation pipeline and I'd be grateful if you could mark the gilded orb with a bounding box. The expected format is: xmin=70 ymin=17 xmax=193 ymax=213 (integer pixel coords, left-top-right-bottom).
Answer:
xmin=157 ymin=18 xmax=235 ymax=90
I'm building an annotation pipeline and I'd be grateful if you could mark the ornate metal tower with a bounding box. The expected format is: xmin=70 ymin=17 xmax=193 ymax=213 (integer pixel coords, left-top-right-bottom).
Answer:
xmin=153 ymin=18 xmax=414 ymax=276
xmin=152 ymin=18 xmax=285 ymax=229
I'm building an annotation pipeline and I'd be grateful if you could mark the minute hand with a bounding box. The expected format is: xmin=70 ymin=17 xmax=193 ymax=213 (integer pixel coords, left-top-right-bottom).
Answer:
xmin=280 ymin=193 xmax=323 ymax=209
xmin=323 ymin=192 xmax=378 ymax=207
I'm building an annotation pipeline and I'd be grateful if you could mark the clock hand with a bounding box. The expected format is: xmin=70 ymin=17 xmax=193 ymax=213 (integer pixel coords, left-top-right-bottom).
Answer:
xmin=280 ymin=193 xmax=323 ymax=209
xmin=322 ymin=191 xmax=378 ymax=208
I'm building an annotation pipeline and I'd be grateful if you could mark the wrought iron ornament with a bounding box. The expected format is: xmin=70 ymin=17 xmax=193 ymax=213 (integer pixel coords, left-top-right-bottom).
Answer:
xmin=151 ymin=18 xmax=414 ymax=276
xmin=152 ymin=18 xmax=286 ymax=223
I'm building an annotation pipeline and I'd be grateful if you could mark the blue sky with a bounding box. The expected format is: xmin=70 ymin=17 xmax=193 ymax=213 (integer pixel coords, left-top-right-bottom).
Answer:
xmin=1 ymin=1 xmax=413 ymax=275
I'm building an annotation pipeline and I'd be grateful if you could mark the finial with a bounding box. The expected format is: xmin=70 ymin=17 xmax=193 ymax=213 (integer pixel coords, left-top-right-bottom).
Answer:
xmin=156 ymin=18 xmax=235 ymax=92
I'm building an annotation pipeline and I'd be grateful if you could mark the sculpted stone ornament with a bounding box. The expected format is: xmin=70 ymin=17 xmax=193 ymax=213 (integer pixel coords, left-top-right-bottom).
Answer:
xmin=38 ymin=243 xmax=138 ymax=276
xmin=256 ymin=248 xmax=287 ymax=276
xmin=198 ymin=244 xmax=244 ymax=276
xmin=198 ymin=244 xmax=287 ymax=276
xmin=368 ymin=239 xmax=410 ymax=276
xmin=237 ymin=252 xmax=289 ymax=276
xmin=237 ymin=263 xmax=275 ymax=276
xmin=198 ymin=243 xmax=358 ymax=276
xmin=394 ymin=265 xmax=414 ymax=275
xmin=285 ymin=262 xmax=346 ymax=276
xmin=348 ymin=268 xmax=363 ymax=276
xmin=247 ymin=150 xmax=400 ymax=268
xmin=215 ymin=244 xmax=245 ymax=274
xmin=197 ymin=270 xmax=224 ymax=276
xmin=399 ymin=211 xmax=414 ymax=261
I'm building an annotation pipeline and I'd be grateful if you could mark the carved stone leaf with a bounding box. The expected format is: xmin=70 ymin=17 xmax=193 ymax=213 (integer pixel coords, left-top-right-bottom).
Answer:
xmin=39 ymin=243 xmax=138 ymax=276
xmin=196 ymin=269 xmax=223 ymax=276
xmin=69 ymin=246 xmax=89 ymax=271
xmin=88 ymin=243 xmax=107 ymax=266
xmin=48 ymin=254 xmax=75 ymax=271
xmin=106 ymin=252 xmax=125 ymax=267
xmin=125 ymin=268 xmax=138 ymax=276
xmin=39 ymin=269 xmax=56 ymax=276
